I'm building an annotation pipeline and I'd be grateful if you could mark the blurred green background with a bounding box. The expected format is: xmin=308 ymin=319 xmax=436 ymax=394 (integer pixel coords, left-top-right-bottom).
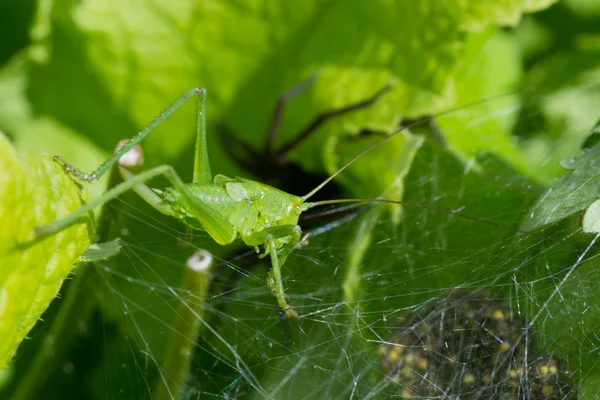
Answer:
xmin=2 ymin=0 xmax=600 ymax=398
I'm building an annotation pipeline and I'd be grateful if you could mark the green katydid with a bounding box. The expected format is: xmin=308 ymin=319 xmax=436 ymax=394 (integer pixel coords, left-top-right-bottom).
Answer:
xmin=33 ymin=87 xmax=512 ymax=319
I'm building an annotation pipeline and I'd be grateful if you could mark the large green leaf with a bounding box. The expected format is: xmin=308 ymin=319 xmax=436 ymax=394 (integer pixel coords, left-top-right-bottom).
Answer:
xmin=26 ymin=0 xmax=553 ymax=167
xmin=0 ymin=132 xmax=92 ymax=370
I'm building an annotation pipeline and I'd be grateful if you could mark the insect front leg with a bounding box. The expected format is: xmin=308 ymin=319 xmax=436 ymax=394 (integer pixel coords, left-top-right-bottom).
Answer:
xmin=253 ymin=225 xmax=302 ymax=319
xmin=277 ymin=225 xmax=303 ymax=266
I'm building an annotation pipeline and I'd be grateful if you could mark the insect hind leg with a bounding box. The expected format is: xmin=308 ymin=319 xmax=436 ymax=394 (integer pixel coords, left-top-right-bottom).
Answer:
xmin=35 ymin=164 xmax=236 ymax=247
xmin=54 ymin=88 xmax=206 ymax=184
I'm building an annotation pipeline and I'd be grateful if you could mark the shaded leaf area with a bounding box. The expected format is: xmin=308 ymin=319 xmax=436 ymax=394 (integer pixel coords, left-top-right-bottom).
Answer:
xmin=0 ymin=0 xmax=35 ymax=65
xmin=0 ymin=133 xmax=92 ymax=370
xmin=513 ymin=4 xmax=600 ymax=183
xmin=523 ymin=121 xmax=600 ymax=230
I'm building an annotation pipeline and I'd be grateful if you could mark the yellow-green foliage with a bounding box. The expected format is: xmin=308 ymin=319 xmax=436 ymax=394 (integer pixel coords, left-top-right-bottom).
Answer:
xmin=0 ymin=132 xmax=92 ymax=370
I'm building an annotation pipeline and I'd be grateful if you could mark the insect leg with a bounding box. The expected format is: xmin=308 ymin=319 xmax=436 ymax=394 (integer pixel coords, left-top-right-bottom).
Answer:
xmin=274 ymin=84 xmax=392 ymax=158
xmin=118 ymin=166 xmax=174 ymax=215
xmin=263 ymin=74 xmax=319 ymax=155
xmin=54 ymin=88 xmax=208 ymax=184
xmin=274 ymin=225 xmax=302 ymax=266
xmin=35 ymin=165 xmax=236 ymax=245
xmin=264 ymin=232 xmax=300 ymax=320
xmin=215 ymin=123 xmax=263 ymax=172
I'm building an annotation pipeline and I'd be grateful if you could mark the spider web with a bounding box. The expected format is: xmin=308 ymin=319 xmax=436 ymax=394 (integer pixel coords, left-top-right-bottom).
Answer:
xmin=11 ymin=81 xmax=599 ymax=400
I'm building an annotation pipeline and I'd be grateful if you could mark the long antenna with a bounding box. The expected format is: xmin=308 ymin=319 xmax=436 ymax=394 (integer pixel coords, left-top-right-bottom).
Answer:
xmin=306 ymin=198 xmax=539 ymax=238
xmin=301 ymin=90 xmax=527 ymax=202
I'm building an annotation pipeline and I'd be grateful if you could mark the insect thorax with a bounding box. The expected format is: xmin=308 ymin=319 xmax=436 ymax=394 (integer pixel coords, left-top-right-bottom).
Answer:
xmin=158 ymin=176 xmax=305 ymax=241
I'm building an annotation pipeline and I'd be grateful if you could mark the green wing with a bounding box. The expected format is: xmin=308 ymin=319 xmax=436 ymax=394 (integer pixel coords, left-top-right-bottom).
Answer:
xmin=190 ymin=197 xmax=237 ymax=245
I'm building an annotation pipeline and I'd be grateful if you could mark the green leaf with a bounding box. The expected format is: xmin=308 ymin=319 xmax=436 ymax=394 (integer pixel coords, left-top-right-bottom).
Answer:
xmin=564 ymin=0 xmax=600 ymax=17
xmin=516 ymin=48 xmax=600 ymax=183
xmin=0 ymin=0 xmax=34 ymax=66
xmin=437 ymin=28 xmax=531 ymax=178
xmin=458 ymin=0 xmax=559 ymax=31
xmin=25 ymin=0 xmax=555 ymax=170
xmin=524 ymin=0 xmax=559 ymax=11
xmin=523 ymin=122 xmax=600 ymax=230
xmin=583 ymin=199 xmax=600 ymax=233
xmin=0 ymin=132 xmax=92 ymax=370
xmin=0 ymin=53 xmax=109 ymax=200
xmin=77 ymin=238 xmax=122 ymax=262
xmin=326 ymin=125 xmax=425 ymax=222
